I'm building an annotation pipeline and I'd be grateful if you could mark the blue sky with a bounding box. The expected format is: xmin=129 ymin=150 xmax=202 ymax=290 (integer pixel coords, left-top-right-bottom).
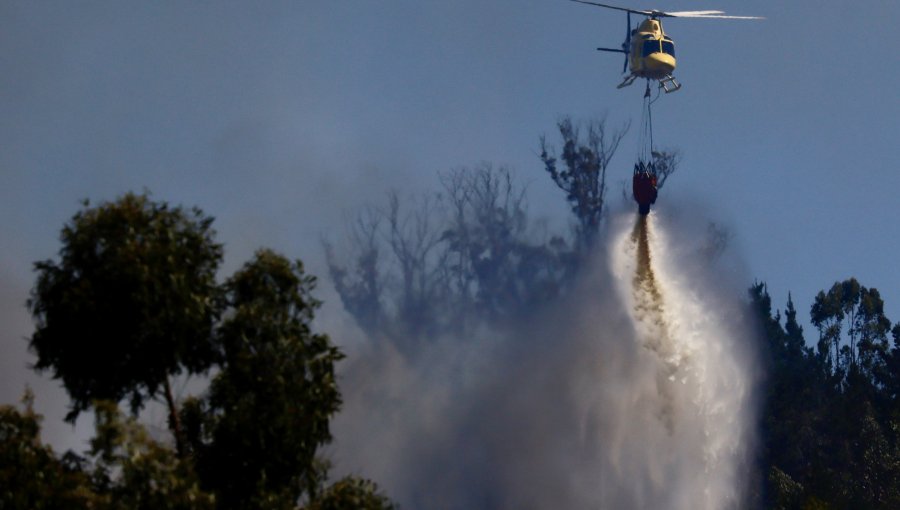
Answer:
xmin=2 ymin=0 xmax=899 ymax=446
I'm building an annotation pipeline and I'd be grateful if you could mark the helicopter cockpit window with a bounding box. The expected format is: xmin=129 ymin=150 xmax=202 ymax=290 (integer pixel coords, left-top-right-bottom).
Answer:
xmin=642 ymin=40 xmax=661 ymax=57
xmin=661 ymin=41 xmax=675 ymax=56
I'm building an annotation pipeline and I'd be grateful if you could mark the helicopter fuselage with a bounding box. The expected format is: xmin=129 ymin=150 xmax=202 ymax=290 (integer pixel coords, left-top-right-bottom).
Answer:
xmin=573 ymin=0 xmax=760 ymax=92
xmin=628 ymin=18 xmax=676 ymax=80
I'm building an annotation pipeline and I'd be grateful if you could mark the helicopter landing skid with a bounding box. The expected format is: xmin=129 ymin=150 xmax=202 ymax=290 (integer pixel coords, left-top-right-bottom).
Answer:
xmin=616 ymin=75 xmax=638 ymax=89
xmin=659 ymin=75 xmax=682 ymax=93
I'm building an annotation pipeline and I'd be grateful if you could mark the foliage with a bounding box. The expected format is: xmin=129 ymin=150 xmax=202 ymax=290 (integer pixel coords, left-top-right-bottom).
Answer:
xmin=0 ymin=391 xmax=98 ymax=509
xmin=306 ymin=478 xmax=397 ymax=510
xmin=17 ymin=194 xmax=395 ymax=509
xmin=0 ymin=395 xmax=214 ymax=510
xmin=185 ymin=250 xmax=344 ymax=509
xmin=87 ymin=401 xmax=215 ymax=510
xmin=27 ymin=192 xmax=223 ymax=423
xmin=811 ymin=278 xmax=892 ymax=383
xmin=753 ymin=280 xmax=900 ymax=509
xmin=539 ymin=116 xmax=627 ymax=248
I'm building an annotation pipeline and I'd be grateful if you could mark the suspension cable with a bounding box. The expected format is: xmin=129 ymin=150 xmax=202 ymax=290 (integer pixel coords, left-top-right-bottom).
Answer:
xmin=636 ymin=80 xmax=655 ymax=165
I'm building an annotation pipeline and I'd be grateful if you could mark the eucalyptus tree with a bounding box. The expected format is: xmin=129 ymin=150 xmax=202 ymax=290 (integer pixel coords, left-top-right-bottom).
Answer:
xmin=28 ymin=193 xmax=223 ymax=453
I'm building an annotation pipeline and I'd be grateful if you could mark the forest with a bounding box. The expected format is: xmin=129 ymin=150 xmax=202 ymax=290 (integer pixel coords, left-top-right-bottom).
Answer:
xmin=3 ymin=117 xmax=900 ymax=509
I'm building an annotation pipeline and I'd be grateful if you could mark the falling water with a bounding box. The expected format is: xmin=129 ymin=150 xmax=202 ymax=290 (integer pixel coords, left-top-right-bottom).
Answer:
xmin=608 ymin=212 xmax=756 ymax=509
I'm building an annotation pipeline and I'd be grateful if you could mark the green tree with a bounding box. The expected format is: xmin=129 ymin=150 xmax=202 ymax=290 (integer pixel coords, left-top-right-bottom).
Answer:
xmin=0 ymin=392 xmax=98 ymax=509
xmin=756 ymin=278 xmax=900 ymax=509
xmin=87 ymin=401 xmax=214 ymax=510
xmin=751 ymin=283 xmax=829 ymax=508
xmin=185 ymin=250 xmax=344 ymax=509
xmin=307 ymin=478 xmax=396 ymax=510
xmin=811 ymin=278 xmax=891 ymax=384
xmin=23 ymin=192 xmax=395 ymax=508
xmin=27 ymin=192 xmax=223 ymax=455
xmin=1 ymin=394 xmax=216 ymax=510
xmin=885 ymin=325 xmax=900 ymax=412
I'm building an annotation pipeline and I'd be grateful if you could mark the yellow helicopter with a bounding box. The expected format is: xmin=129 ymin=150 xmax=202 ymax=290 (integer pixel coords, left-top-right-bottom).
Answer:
xmin=571 ymin=1 xmax=763 ymax=92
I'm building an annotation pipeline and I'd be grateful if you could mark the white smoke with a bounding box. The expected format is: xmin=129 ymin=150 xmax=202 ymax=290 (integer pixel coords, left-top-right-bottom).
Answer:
xmin=330 ymin=208 xmax=759 ymax=509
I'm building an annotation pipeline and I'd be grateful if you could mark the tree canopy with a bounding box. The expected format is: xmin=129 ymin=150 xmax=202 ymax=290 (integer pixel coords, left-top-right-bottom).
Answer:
xmin=186 ymin=250 xmax=344 ymax=508
xmin=28 ymin=193 xmax=223 ymax=423
xmin=753 ymin=280 xmax=900 ymax=509
xmin=9 ymin=193 xmax=395 ymax=510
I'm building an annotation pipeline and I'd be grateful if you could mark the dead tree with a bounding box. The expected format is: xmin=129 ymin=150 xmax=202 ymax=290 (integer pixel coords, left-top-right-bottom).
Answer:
xmin=326 ymin=165 xmax=571 ymax=354
xmin=651 ymin=148 xmax=680 ymax=190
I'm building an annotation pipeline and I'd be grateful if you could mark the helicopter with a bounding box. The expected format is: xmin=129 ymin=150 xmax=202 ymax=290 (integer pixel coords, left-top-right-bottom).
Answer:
xmin=570 ymin=0 xmax=763 ymax=92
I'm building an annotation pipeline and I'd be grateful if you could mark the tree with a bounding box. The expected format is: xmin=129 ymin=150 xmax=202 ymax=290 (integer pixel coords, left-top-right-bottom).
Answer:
xmin=751 ymin=284 xmax=829 ymax=506
xmin=324 ymin=206 xmax=384 ymax=338
xmin=0 ymin=391 xmax=98 ymax=509
xmin=27 ymin=192 xmax=223 ymax=456
xmin=539 ymin=116 xmax=628 ymax=248
xmin=1 ymin=393 xmax=216 ymax=510
xmin=384 ymin=191 xmax=450 ymax=344
xmin=650 ymin=148 xmax=679 ymax=191
xmin=24 ymin=192 xmax=396 ymax=508
xmin=754 ymin=278 xmax=900 ymax=509
xmin=325 ymin=190 xmax=450 ymax=354
xmin=87 ymin=401 xmax=214 ymax=510
xmin=308 ymin=478 xmax=397 ymax=510
xmin=811 ymin=278 xmax=891 ymax=382
xmin=783 ymin=294 xmax=806 ymax=358
xmin=438 ymin=164 xmax=570 ymax=322
xmin=325 ymin=164 xmax=571 ymax=354
xmin=184 ymin=250 xmax=344 ymax=509
xmin=885 ymin=325 xmax=900 ymax=408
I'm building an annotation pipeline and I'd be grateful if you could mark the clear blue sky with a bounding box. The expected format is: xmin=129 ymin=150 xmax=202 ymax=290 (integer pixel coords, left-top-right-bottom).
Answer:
xmin=2 ymin=0 xmax=898 ymax=446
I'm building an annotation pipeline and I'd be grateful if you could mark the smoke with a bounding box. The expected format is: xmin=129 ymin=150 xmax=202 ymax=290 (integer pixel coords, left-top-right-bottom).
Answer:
xmin=330 ymin=207 xmax=759 ymax=509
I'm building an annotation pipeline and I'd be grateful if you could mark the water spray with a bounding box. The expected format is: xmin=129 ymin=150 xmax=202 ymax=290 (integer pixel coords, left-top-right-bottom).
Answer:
xmin=332 ymin=210 xmax=758 ymax=510
xmin=610 ymin=211 xmax=757 ymax=509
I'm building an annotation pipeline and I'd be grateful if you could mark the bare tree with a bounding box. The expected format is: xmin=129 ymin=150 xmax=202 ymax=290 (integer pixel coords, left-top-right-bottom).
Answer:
xmin=326 ymin=164 xmax=571 ymax=355
xmin=385 ymin=191 xmax=449 ymax=347
xmin=439 ymin=164 xmax=563 ymax=321
xmin=324 ymin=206 xmax=384 ymax=336
xmin=325 ymin=189 xmax=454 ymax=355
xmin=651 ymin=148 xmax=680 ymax=190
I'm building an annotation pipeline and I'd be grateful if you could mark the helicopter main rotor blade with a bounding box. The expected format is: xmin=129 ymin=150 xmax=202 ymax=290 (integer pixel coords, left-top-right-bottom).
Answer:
xmin=568 ymin=0 xmax=653 ymax=17
xmin=569 ymin=1 xmax=764 ymax=20
xmin=664 ymin=11 xmax=765 ymax=19
xmin=663 ymin=10 xmax=726 ymax=16
xmin=597 ymin=47 xmax=627 ymax=52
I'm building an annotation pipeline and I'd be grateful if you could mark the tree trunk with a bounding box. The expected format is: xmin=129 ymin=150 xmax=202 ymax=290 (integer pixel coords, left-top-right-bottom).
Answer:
xmin=163 ymin=376 xmax=186 ymax=458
